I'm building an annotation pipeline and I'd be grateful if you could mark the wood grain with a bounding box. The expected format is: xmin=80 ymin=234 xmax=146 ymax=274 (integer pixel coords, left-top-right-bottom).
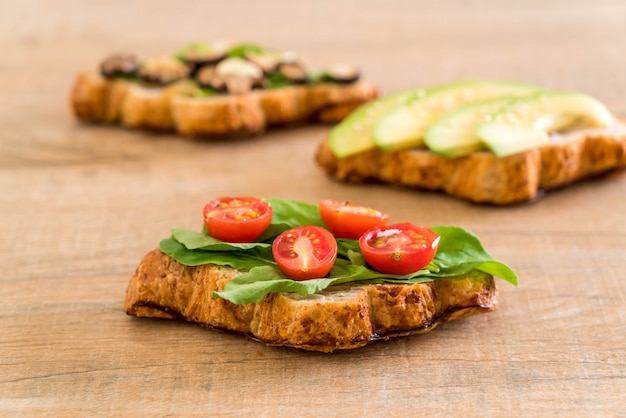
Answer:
xmin=1 ymin=0 xmax=625 ymax=415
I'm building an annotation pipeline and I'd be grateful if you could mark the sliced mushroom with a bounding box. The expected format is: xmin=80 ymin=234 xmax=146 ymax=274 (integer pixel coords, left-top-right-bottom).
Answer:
xmin=215 ymin=57 xmax=265 ymax=93
xmin=180 ymin=49 xmax=227 ymax=74
xmin=223 ymin=76 xmax=256 ymax=94
xmin=277 ymin=62 xmax=309 ymax=84
xmin=245 ymin=53 xmax=279 ymax=75
xmin=216 ymin=57 xmax=264 ymax=79
xmin=324 ymin=64 xmax=360 ymax=84
xmin=196 ymin=66 xmax=226 ymax=91
xmin=196 ymin=65 xmax=265 ymax=94
xmin=100 ymin=53 xmax=140 ymax=78
xmin=138 ymin=57 xmax=190 ymax=86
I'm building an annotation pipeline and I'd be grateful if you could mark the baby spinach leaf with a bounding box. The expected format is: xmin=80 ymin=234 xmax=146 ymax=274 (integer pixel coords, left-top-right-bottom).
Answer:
xmin=160 ymin=237 xmax=275 ymax=270
xmin=172 ymin=228 xmax=270 ymax=251
xmin=193 ymin=88 xmax=219 ymax=97
xmin=265 ymin=73 xmax=293 ymax=89
xmin=213 ymin=257 xmax=434 ymax=304
xmin=214 ymin=266 xmax=336 ymax=305
xmin=268 ymin=198 xmax=324 ymax=227
xmin=256 ymin=199 xmax=325 ymax=241
xmin=227 ymin=43 xmax=267 ymax=58
xmin=337 ymin=238 xmax=361 ymax=259
xmin=431 ymin=226 xmax=518 ymax=286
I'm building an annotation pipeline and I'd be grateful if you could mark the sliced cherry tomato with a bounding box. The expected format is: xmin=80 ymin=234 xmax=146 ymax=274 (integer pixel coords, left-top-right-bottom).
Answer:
xmin=203 ymin=196 xmax=272 ymax=243
xmin=318 ymin=200 xmax=390 ymax=240
xmin=359 ymin=223 xmax=440 ymax=275
xmin=272 ymin=226 xmax=337 ymax=281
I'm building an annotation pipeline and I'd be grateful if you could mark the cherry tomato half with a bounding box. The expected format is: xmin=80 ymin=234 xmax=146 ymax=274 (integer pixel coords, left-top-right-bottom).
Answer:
xmin=318 ymin=200 xmax=390 ymax=240
xmin=203 ymin=196 xmax=272 ymax=243
xmin=272 ymin=226 xmax=338 ymax=281
xmin=359 ymin=223 xmax=440 ymax=275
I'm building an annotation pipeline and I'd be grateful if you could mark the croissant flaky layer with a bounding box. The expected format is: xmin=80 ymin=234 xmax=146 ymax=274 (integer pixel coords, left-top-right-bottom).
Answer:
xmin=70 ymin=71 xmax=378 ymax=137
xmin=124 ymin=249 xmax=497 ymax=352
xmin=315 ymin=125 xmax=626 ymax=205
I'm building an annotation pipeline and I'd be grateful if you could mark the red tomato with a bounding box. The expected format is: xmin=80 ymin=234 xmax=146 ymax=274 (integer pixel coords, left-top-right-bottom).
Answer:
xmin=272 ymin=226 xmax=338 ymax=280
xmin=203 ymin=196 xmax=272 ymax=243
xmin=318 ymin=200 xmax=390 ymax=239
xmin=359 ymin=223 xmax=440 ymax=275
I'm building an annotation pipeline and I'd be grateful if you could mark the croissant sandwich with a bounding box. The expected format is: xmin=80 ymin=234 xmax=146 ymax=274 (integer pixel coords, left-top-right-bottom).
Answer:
xmin=316 ymin=80 xmax=626 ymax=204
xmin=71 ymin=42 xmax=378 ymax=138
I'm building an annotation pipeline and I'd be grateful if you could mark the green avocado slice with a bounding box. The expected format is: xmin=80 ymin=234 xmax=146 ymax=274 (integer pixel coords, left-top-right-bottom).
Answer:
xmin=328 ymin=88 xmax=428 ymax=158
xmin=373 ymin=80 xmax=540 ymax=152
xmin=476 ymin=91 xmax=615 ymax=157
xmin=424 ymin=96 xmax=521 ymax=158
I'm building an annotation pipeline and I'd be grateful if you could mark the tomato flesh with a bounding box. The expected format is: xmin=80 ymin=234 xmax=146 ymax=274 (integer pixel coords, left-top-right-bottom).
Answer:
xmin=203 ymin=196 xmax=272 ymax=243
xmin=319 ymin=200 xmax=390 ymax=239
xmin=272 ymin=226 xmax=337 ymax=280
xmin=359 ymin=223 xmax=440 ymax=275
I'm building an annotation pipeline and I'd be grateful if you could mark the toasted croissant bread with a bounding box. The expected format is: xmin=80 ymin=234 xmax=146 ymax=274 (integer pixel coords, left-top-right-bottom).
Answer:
xmin=124 ymin=249 xmax=497 ymax=352
xmin=316 ymin=124 xmax=626 ymax=205
xmin=70 ymin=43 xmax=378 ymax=137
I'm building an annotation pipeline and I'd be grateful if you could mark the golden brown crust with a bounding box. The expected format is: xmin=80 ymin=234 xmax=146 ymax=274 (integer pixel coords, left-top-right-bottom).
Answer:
xmin=254 ymin=86 xmax=309 ymax=126
xmin=124 ymin=249 xmax=497 ymax=352
xmin=70 ymin=71 xmax=378 ymax=137
xmin=172 ymin=94 xmax=267 ymax=137
xmin=315 ymin=126 xmax=626 ymax=205
xmin=70 ymin=70 xmax=131 ymax=123
xmin=120 ymin=80 xmax=198 ymax=131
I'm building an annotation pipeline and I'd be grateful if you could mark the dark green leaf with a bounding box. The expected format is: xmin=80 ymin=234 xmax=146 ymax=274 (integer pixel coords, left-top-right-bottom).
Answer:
xmin=256 ymin=199 xmax=325 ymax=241
xmin=347 ymin=249 xmax=365 ymax=266
xmin=265 ymin=73 xmax=293 ymax=89
xmin=172 ymin=228 xmax=270 ymax=251
xmin=337 ymin=238 xmax=360 ymax=259
xmin=214 ymin=266 xmax=335 ymax=304
xmin=227 ymin=43 xmax=267 ymax=58
xmin=431 ymin=225 xmax=518 ymax=285
xmin=268 ymin=198 xmax=324 ymax=227
xmin=193 ymin=88 xmax=219 ymax=97
xmin=160 ymin=237 xmax=276 ymax=270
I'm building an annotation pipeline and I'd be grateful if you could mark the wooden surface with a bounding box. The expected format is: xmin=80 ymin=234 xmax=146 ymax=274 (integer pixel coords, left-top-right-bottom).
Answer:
xmin=2 ymin=1 xmax=625 ymax=416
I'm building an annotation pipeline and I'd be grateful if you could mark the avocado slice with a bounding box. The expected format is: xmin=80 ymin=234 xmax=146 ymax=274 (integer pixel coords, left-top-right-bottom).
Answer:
xmin=328 ymin=88 xmax=428 ymax=158
xmin=373 ymin=80 xmax=540 ymax=152
xmin=476 ymin=91 xmax=615 ymax=157
xmin=424 ymin=97 xmax=520 ymax=158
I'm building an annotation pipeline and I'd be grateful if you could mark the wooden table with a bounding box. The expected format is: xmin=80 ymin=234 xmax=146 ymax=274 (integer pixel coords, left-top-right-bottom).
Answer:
xmin=2 ymin=1 xmax=625 ymax=415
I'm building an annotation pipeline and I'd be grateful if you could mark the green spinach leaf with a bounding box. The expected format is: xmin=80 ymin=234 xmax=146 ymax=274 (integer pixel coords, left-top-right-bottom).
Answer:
xmin=160 ymin=237 xmax=275 ymax=270
xmin=161 ymin=199 xmax=518 ymax=304
xmin=256 ymin=198 xmax=325 ymax=241
xmin=215 ymin=266 xmax=336 ymax=305
xmin=227 ymin=43 xmax=267 ymax=58
xmin=172 ymin=228 xmax=270 ymax=251
xmin=431 ymin=226 xmax=518 ymax=286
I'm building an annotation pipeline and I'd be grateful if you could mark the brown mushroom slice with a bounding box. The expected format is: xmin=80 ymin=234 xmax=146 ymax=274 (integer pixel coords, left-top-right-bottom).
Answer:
xmin=181 ymin=49 xmax=227 ymax=75
xmin=100 ymin=53 xmax=140 ymax=79
xmin=195 ymin=66 xmax=225 ymax=91
xmin=217 ymin=57 xmax=263 ymax=78
xmin=138 ymin=57 xmax=191 ymax=86
xmin=216 ymin=58 xmax=265 ymax=93
xmin=223 ymin=76 xmax=256 ymax=94
xmin=277 ymin=62 xmax=309 ymax=84
xmin=324 ymin=64 xmax=361 ymax=84
xmin=245 ymin=53 xmax=279 ymax=75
